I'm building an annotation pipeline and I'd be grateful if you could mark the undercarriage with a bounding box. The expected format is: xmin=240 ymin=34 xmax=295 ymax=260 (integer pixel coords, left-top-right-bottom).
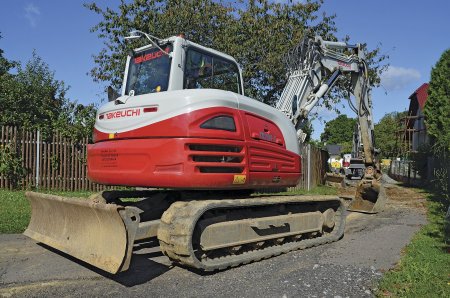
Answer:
xmin=25 ymin=190 xmax=345 ymax=273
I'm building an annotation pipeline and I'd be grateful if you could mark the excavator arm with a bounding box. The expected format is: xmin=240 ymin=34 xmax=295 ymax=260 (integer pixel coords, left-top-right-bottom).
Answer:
xmin=275 ymin=35 xmax=385 ymax=213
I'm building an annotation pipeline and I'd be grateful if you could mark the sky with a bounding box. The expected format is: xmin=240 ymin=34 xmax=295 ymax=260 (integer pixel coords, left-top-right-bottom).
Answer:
xmin=1 ymin=0 xmax=449 ymax=139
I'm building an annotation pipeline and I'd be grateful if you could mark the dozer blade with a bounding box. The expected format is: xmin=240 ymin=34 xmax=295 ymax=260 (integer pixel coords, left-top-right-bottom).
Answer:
xmin=23 ymin=192 xmax=141 ymax=274
xmin=348 ymin=178 xmax=386 ymax=213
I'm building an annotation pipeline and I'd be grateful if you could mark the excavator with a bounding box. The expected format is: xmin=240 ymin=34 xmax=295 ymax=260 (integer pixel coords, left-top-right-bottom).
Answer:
xmin=24 ymin=31 xmax=385 ymax=274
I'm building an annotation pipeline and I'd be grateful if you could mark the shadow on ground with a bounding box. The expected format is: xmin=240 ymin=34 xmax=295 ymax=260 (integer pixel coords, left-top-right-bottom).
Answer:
xmin=38 ymin=238 xmax=173 ymax=287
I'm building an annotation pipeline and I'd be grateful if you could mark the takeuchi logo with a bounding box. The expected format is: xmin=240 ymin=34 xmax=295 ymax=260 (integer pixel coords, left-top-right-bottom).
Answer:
xmin=106 ymin=109 xmax=141 ymax=119
xmin=134 ymin=47 xmax=171 ymax=64
xmin=338 ymin=61 xmax=351 ymax=68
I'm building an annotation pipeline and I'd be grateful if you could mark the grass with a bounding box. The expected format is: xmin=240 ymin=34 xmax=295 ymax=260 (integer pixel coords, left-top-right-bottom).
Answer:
xmin=256 ymin=185 xmax=338 ymax=196
xmin=377 ymin=190 xmax=450 ymax=297
xmin=0 ymin=189 xmax=94 ymax=234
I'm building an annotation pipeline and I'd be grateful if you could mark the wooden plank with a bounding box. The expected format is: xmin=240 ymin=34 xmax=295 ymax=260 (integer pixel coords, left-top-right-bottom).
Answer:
xmin=56 ymin=134 xmax=59 ymax=189
xmin=42 ymin=133 xmax=46 ymax=189
xmin=38 ymin=131 xmax=43 ymax=190
xmin=80 ymin=140 xmax=84 ymax=190
xmin=75 ymin=142 xmax=83 ymax=190
xmin=58 ymin=132 xmax=62 ymax=190
xmin=29 ymin=130 xmax=32 ymax=188
xmin=75 ymin=142 xmax=78 ymax=191
xmin=41 ymin=138 xmax=46 ymax=189
xmin=22 ymin=129 xmax=26 ymax=188
xmin=81 ymin=138 xmax=87 ymax=190
xmin=19 ymin=128 xmax=24 ymax=189
xmin=5 ymin=126 xmax=10 ymax=189
xmin=0 ymin=126 xmax=4 ymax=188
xmin=32 ymin=129 xmax=35 ymax=189
xmin=26 ymin=130 xmax=30 ymax=188
xmin=70 ymin=140 xmax=74 ymax=191
xmin=51 ymin=134 xmax=55 ymax=189
xmin=47 ymin=137 xmax=51 ymax=189
xmin=10 ymin=127 xmax=17 ymax=190
xmin=63 ymin=135 xmax=67 ymax=190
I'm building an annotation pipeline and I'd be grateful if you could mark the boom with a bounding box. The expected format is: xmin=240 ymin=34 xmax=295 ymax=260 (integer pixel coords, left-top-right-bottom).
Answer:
xmin=275 ymin=35 xmax=384 ymax=212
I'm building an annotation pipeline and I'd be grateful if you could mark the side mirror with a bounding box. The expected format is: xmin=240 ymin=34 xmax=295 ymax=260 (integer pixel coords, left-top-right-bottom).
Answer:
xmin=107 ymin=86 xmax=120 ymax=102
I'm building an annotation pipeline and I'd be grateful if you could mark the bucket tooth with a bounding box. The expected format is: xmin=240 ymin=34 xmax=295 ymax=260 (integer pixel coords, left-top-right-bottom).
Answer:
xmin=23 ymin=192 xmax=141 ymax=274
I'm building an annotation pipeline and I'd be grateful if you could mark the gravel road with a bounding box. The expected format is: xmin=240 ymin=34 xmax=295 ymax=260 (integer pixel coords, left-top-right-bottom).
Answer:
xmin=0 ymin=181 xmax=426 ymax=298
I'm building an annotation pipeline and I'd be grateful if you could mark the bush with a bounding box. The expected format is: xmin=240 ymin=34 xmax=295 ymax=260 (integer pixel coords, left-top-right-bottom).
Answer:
xmin=0 ymin=143 xmax=27 ymax=188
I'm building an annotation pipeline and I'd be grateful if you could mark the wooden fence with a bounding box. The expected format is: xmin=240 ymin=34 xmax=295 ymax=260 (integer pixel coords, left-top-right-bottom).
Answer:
xmin=0 ymin=126 xmax=106 ymax=191
xmin=289 ymin=144 xmax=327 ymax=191
xmin=0 ymin=126 xmax=327 ymax=192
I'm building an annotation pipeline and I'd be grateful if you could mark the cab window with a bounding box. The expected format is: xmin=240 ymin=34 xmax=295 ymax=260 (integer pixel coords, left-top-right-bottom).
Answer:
xmin=184 ymin=49 xmax=241 ymax=94
xmin=125 ymin=45 xmax=172 ymax=96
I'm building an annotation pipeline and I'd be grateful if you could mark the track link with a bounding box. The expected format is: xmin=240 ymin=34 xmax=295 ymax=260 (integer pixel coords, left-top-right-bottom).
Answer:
xmin=158 ymin=195 xmax=346 ymax=271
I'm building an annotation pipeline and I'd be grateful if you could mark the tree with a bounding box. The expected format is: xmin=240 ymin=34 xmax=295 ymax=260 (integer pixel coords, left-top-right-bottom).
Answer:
xmin=424 ymin=49 xmax=450 ymax=152
xmin=55 ymin=100 xmax=97 ymax=141
xmin=85 ymin=0 xmax=387 ymax=106
xmin=374 ymin=111 xmax=405 ymax=158
xmin=320 ymin=114 xmax=356 ymax=153
xmin=0 ymin=34 xmax=17 ymax=76
xmin=0 ymin=50 xmax=96 ymax=141
xmin=0 ymin=51 xmax=68 ymax=136
xmin=423 ymin=49 xmax=450 ymax=202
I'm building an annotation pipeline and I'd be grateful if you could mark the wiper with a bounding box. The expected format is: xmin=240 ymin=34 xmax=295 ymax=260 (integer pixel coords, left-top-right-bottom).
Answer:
xmin=125 ymin=30 xmax=172 ymax=58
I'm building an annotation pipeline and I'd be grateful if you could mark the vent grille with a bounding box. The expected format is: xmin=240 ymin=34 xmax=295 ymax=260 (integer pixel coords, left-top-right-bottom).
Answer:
xmin=188 ymin=143 xmax=245 ymax=174
xmin=189 ymin=144 xmax=242 ymax=152
xmin=199 ymin=167 xmax=243 ymax=173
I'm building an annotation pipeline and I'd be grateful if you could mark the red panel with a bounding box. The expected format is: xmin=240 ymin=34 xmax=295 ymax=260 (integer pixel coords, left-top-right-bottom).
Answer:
xmin=88 ymin=107 xmax=301 ymax=189
xmin=94 ymin=107 xmax=244 ymax=142
xmin=88 ymin=138 xmax=247 ymax=188
xmin=242 ymin=112 xmax=286 ymax=147
xmin=247 ymin=144 xmax=299 ymax=172
xmin=88 ymin=137 xmax=301 ymax=189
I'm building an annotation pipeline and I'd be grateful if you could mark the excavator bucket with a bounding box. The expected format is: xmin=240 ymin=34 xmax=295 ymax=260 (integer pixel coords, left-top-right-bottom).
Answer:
xmin=23 ymin=192 xmax=141 ymax=274
xmin=348 ymin=178 xmax=386 ymax=213
xmin=325 ymin=173 xmax=345 ymax=188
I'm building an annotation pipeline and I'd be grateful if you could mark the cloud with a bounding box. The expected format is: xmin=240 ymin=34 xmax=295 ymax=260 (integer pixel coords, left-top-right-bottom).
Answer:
xmin=381 ymin=66 xmax=421 ymax=92
xmin=24 ymin=3 xmax=41 ymax=27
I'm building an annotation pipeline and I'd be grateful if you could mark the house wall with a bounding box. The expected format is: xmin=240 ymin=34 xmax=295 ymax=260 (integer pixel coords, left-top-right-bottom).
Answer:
xmin=412 ymin=107 xmax=428 ymax=151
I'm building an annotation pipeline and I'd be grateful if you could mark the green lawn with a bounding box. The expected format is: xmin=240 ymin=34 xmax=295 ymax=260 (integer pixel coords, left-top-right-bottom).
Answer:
xmin=0 ymin=189 xmax=94 ymax=234
xmin=377 ymin=192 xmax=450 ymax=297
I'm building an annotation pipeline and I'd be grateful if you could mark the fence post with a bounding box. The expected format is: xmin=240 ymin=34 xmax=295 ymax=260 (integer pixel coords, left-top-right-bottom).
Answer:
xmin=407 ymin=161 xmax=411 ymax=184
xmin=307 ymin=143 xmax=311 ymax=191
xmin=35 ymin=130 xmax=40 ymax=189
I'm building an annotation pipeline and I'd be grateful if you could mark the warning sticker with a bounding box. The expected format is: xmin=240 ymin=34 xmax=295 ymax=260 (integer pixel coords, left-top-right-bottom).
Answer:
xmin=233 ymin=175 xmax=246 ymax=184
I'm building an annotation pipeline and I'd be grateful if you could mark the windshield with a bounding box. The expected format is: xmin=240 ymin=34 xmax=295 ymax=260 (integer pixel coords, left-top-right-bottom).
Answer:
xmin=125 ymin=44 xmax=172 ymax=96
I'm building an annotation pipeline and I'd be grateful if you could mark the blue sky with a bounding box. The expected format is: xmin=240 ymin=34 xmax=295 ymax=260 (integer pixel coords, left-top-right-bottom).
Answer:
xmin=1 ymin=0 xmax=449 ymax=139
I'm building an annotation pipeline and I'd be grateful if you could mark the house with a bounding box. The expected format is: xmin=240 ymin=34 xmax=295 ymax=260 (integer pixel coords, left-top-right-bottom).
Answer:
xmin=401 ymin=83 xmax=429 ymax=153
xmin=326 ymin=144 xmax=342 ymax=171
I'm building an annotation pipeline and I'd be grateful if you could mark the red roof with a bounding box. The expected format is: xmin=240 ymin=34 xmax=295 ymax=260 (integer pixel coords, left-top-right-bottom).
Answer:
xmin=409 ymin=83 xmax=429 ymax=110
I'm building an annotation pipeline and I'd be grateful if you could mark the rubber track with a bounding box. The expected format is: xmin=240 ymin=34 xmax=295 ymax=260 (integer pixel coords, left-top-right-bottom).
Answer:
xmin=158 ymin=195 xmax=346 ymax=271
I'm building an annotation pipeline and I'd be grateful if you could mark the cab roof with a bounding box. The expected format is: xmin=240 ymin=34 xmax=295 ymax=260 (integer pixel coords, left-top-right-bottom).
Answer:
xmin=133 ymin=36 xmax=239 ymax=65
